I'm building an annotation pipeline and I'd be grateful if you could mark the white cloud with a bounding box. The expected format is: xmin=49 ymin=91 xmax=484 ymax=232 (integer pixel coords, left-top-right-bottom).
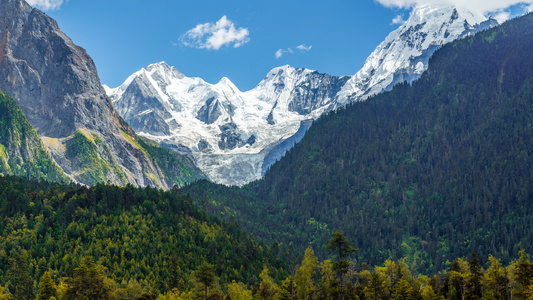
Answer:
xmin=493 ymin=10 xmax=512 ymax=23
xmin=391 ymin=14 xmax=406 ymax=25
xmin=181 ymin=16 xmax=250 ymax=50
xmin=276 ymin=44 xmax=312 ymax=59
xmin=275 ymin=48 xmax=294 ymax=59
xmin=26 ymin=0 xmax=64 ymax=10
xmin=297 ymin=44 xmax=313 ymax=51
xmin=375 ymin=0 xmax=533 ymax=14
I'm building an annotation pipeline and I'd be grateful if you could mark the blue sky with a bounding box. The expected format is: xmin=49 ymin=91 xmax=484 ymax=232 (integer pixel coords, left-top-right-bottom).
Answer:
xmin=31 ymin=0 xmax=532 ymax=90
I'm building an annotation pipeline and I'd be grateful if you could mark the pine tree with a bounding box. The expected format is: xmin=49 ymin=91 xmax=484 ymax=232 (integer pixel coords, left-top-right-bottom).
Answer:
xmin=295 ymin=247 xmax=318 ymax=300
xmin=38 ymin=271 xmax=57 ymax=300
xmin=8 ymin=250 xmax=35 ymax=300
xmin=195 ymin=261 xmax=216 ymax=300
xmin=326 ymin=230 xmax=356 ymax=300
xmin=393 ymin=277 xmax=414 ymax=300
xmin=255 ymin=266 xmax=279 ymax=300
xmin=64 ymin=257 xmax=112 ymax=300
xmin=465 ymin=253 xmax=482 ymax=300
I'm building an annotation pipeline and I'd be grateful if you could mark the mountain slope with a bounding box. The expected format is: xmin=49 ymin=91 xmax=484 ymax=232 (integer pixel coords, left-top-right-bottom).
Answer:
xmin=0 ymin=175 xmax=288 ymax=295
xmin=0 ymin=0 xmax=203 ymax=188
xmin=0 ymin=90 xmax=69 ymax=182
xmin=109 ymin=4 xmax=496 ymax=186
xmin=182 ymin=13 xmax=533 ymax=273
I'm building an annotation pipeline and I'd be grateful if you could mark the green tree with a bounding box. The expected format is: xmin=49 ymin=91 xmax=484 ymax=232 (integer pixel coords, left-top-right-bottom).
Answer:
xmin=364 ymin=271 xmax=386 ymax=300
xmin=485 ymin=255 xmax=508 ymax=300
xmin=255 ymin=266 xmax=279 ymax=300
xmin=0 ymin=284 xmax=12 ymax=300
xmin=64 ymin=257 xmax=112 ymax=300
xmin=465 ymin=253 xmax=482 ymax=300
xmin=8 ymin=250 xmax=35 ymax=300
xmin=38 ymin=271 xmax=58 ymax=300
xmin=393 ymin=277 xmax=414 ymax=300
xmin=326 ymin=230 xmax=356 ymax=300
xmin=195 ymin=261 xmax=216 ymax=300
xmin=318 ymin=260 xmax=338 ymax=300
xmin=295 ymin=247 xmax=318 ymax=300
xmin=227 ymin=280 xmax=252 ymax=300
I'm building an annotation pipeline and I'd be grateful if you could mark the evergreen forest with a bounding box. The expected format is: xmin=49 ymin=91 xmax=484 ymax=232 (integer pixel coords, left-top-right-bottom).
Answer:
xmin=181 ymin=13 xmax=533 ymax=274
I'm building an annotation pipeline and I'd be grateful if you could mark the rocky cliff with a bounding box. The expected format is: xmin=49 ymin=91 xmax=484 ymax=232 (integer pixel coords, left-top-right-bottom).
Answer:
xmin=0 ymin=0 xmax=203 ymax=187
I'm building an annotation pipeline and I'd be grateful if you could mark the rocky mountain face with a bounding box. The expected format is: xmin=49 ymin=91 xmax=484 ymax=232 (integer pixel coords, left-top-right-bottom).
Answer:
xmin=0 ymin=0 xmax=203 ymax=188
xmin=107 ymin=4 xmax=498 ymax=186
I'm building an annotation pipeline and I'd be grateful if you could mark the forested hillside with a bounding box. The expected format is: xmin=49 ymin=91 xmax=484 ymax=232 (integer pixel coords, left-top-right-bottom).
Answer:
xmin=0 ymin=175 xmax=287 ymax=297
xmin=0 ymin=91 xmax=69 ymax=183
xmin=182 ymin=13 xmax=533 ymax=274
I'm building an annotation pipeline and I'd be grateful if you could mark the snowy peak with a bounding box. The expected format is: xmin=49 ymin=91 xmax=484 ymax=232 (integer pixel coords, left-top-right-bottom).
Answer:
xmin=107 ymin=62 xmax=339 ymax=185
xmin=336 ymin=3 xmax=496 ymax=105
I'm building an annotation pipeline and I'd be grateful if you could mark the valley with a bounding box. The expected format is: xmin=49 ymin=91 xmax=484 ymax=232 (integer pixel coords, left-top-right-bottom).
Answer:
xmin=0 ymin=0 xmax=532 ymax=299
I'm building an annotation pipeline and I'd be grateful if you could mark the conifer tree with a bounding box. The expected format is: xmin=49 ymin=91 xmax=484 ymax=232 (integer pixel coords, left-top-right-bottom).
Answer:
xmin=465 ymin=253 xmax=482 ymax=300
xmin=326 ymin=230 xmax=356 ymax=300
xmin=255 ymin=266 xmax=279 ymax=300
xmin=295 ymin=247 xmax=318 ymax=300
xmin=64 ymin=257 xmax=112 ymax=300
xmin=392 ymin=277 xmax=414 ymax=300
xmin=8 ymin=250 xmax=35 ymax=300
xmin=195 ymin=261 xmax=216 ymax=300
xmin=38 ymin=271 xmax=57 ymax=300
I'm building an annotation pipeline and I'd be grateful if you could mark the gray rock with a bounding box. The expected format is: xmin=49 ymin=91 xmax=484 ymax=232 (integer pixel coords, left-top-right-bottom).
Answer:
xmin=0 ymin=0 xmax=202 ymax=188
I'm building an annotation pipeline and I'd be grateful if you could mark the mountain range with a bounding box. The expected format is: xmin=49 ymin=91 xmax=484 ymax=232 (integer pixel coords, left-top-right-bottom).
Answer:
xmin=106 ymin=4 xmax=497 ymax=186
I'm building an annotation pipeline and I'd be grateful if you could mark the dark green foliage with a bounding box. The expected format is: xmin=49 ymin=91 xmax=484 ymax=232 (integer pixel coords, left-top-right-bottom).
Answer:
xmin=181 ymin=13 xmax=533 ymax=273
xmin=326 ymin=231 xmax=356 ymax=300
xmin=8 ymin=250 xmax=36 ymax=300
xmin=0 ymin=90 xmax=68 ymax=183
xmin=138 ymin=137 xmax=205 ymax=187
xmin=466 ymin=253 xmax=482 ymax=300
xmin=64 ymin=257 xmax=112 ymax=300
xmin=0 ymin=175 xmax=287 ymax=295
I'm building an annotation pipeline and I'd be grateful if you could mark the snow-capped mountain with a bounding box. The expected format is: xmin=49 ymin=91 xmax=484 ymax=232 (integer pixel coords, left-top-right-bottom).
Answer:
xmin=107 ymin=4 xmax=498 ymax=186
xmin=107 ymin=63 xmax=346 ymax=186
xmin=335 ymin=3 xmax=498 ymax=105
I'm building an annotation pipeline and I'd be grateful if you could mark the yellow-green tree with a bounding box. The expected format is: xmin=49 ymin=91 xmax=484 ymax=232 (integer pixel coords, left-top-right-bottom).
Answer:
xmin=364 ymin=271 xmax=386 ymax=300
xmin=295 ymin=247 xmax=318 ymax=300
xmin=318 ymin=260 xmax=337 ymax=300
xmin=38 ymin=271 xmax=58 ymax=300
xmin=255 ymin=266 xmax=278 ymax=300
xmin=227 ymin=280 xmax=252 ymax=300
xmin=0 ymin=284 xmax=12 ymax=300
xmin=392 ymin=277 xmax=414 ymax=300
xmin=484 ymin=255 xmax=508 ymax=300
